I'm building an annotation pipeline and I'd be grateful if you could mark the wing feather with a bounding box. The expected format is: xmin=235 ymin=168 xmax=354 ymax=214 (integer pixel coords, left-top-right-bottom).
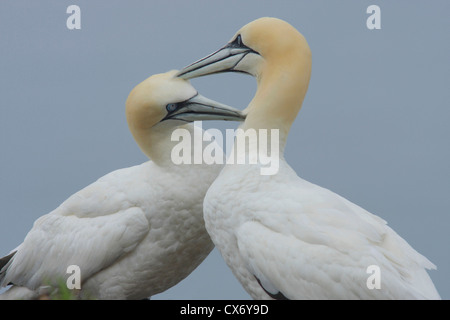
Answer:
xmin=234 ymin=180 xmax=440 ymax=299
xmin=1 ymin=170 xmax=150 ymax=289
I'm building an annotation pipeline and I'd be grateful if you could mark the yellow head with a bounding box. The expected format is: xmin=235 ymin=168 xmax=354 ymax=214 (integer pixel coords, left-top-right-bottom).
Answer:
xmin=177 ymin=17 xmax=311 ymax=81
xmin=126 ymin=70 xmax=244 ymax=161
xmin=126 ymin=70 xmax=244 ymax=131
xmin=177 ymin=18 xmax=312 ymax=136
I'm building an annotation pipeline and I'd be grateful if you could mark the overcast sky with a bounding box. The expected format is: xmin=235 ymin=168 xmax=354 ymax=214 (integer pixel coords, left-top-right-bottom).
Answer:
xmin=0 ymin=1 xmax=449 ymax=299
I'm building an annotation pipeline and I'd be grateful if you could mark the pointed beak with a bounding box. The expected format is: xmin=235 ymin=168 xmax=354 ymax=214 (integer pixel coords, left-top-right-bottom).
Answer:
xmin=176 ymin=39 xmax=259 ymax=80
xmin=163 ymin=93 xmax=245 ymax=122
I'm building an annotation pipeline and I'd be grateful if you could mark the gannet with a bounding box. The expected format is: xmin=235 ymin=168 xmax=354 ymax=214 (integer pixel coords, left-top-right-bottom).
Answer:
xmin=177 ymin=18 xmax=441 ymax=300
xmin=0 ymin=70 xmax=244 ymax=300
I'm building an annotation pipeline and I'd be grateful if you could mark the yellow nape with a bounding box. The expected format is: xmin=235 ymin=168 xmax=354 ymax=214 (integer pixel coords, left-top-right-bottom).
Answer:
xmin=236 ymin=18 xmax=312 ymax=138
xmin=125 ymin=70 xmax=195 ymax=132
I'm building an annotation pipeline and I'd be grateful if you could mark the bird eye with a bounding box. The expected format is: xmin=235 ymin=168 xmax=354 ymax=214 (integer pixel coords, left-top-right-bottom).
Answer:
xmin=233 ymin=35 xmax=243 ymax=46
xmin=230 ymin=35 xmax=243 ymax=48
xmin=236 ymin=35 xmax=242 ymax=46
xmin=166 ymin=103 xmax=177 ymax=112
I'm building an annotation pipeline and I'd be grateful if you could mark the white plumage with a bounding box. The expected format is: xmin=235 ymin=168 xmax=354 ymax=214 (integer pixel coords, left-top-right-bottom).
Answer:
xmin=177 ymin=17 xmax=441 ymax=299
xmin=0 ymin=71 xmax=244 ymax=299
xmin=204 ymin=161 xmax=439 ymax=299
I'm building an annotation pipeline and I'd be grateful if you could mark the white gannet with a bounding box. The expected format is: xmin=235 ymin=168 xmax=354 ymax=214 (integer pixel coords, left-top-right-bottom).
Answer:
xmin=0 ymin=70 xmax=244 ymax=300
xmin=177 ymin=18 xmax=441 ymax=300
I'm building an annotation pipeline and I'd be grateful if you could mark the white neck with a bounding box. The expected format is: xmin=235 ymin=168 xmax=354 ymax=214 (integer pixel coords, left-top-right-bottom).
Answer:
xmin=240 ymin=49 xmax=311 ymax=156
xmin=133 ymin=121 xmax=195 ymax=167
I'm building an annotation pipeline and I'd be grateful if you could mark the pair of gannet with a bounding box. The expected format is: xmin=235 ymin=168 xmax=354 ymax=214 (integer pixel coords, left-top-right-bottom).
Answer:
xmin=177 ymin=17 xmax=441 ymax=299
xmin=0 ymin=71 xmax=244 ymax=299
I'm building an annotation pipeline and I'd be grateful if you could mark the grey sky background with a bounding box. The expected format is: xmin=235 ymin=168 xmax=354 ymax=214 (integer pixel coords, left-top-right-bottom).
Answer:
xmin=0 ymin=1 xmax=448 ymax=299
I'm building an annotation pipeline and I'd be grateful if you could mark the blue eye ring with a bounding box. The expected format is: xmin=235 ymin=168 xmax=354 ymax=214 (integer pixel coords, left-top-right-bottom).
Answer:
xmin=166 ymin=103 xmax=177 ymax=112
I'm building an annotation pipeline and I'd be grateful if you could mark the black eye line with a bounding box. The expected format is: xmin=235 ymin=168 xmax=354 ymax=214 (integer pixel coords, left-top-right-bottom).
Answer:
xmin=229 ymin=34 xmax=244 ymax=48
xmin=166 ymin=92 xmax=199 ymax=114
xmin=236 ymin=35 xmax=242 ymax=46
xmin=177 ymin=36 xmax=260 ymax=78
xmin=226 ymin=34 xmax=260 ymax=56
